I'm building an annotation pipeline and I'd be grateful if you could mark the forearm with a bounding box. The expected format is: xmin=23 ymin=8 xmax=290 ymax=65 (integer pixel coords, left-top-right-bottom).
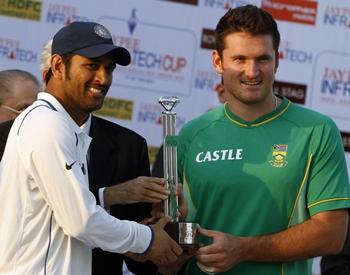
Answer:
xmin=241 ymin=210 xmax=348 ymax=263
xmin=104 ymin=183 xmax=131 ymax=207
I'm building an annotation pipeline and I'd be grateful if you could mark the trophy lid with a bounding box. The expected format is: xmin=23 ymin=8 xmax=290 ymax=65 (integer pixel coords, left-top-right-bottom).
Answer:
xmin=159 ymin=96 xmax=180 ymax=113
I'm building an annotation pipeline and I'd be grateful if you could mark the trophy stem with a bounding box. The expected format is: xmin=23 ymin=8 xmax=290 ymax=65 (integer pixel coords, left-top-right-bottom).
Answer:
xmin=162 ymin=112 xmax=178 ymax=222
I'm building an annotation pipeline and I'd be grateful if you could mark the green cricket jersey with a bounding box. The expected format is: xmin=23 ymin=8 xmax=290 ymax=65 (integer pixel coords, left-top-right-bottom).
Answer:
xmin=177 ymin=96 xmax=350 ymax=275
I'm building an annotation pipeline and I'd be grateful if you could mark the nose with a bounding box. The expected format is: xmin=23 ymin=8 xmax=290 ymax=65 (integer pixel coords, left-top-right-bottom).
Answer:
xmin=244 ymin=60 xmax=259 ymax=78
xmin=95 ymin=66 xmax=112 ymax=86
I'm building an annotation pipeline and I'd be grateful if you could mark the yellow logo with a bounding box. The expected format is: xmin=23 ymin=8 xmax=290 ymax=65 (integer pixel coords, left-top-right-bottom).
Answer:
xmin=269 ymin=144 xmax=288 ymax=168
xmin=0 ymin=0 xmax=42 ymax=21
xmin=148 ymin=145 xmax=160 ymax=167
xmin=95 ymin=97 xmax=133 ymax=121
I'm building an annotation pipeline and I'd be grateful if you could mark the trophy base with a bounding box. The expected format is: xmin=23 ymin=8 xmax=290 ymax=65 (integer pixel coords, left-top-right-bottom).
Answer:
xmin=165 ymin=221 xmax=199 ymax=251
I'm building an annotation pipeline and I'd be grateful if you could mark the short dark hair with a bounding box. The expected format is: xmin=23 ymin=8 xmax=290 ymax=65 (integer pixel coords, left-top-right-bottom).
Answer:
xmin=215 ymin=5 xmax=280 ymax=56
xmin=0 ymin=69 xmax=39 ymax=104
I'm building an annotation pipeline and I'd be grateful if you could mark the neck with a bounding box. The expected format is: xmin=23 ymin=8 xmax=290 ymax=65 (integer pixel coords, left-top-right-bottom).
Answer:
xmin=226 ymin=93 xmax=279 ymax=122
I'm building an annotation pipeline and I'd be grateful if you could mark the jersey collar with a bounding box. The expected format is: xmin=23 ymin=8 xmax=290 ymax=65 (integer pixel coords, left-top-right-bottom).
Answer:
xmin=37 ymin=92 xmax=88 ymax=134
xmin=224 ymin=95 xmax=291 ymax=127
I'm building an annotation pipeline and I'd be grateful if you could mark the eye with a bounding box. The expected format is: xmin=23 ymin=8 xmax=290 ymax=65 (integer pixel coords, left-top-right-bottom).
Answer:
xmin=86 ymin=63 xmax=98 ymax=70
xmin=233 ymin=56 xmax=246 ymax=63
xmin=257 ymin=56 xmax=272 ymax=63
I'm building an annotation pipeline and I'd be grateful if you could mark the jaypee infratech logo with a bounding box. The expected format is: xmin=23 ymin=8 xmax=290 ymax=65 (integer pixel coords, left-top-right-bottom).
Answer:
xmin=137 ymin=103 xmax=186 ymax=128
xmin=0 ymin=37 xmax=37 ymax=63
xmin=323 ymin=5 xmax=350 ymax=29
xmin=311 ymin=51 xmax=350 ymax=122
xmin=279 ymin=40 xmax=313 ymax=64
xmin=0 ymin=0 xmax=42 ymax=21
xmin=46 ymin=3 xmax=91 ymax=24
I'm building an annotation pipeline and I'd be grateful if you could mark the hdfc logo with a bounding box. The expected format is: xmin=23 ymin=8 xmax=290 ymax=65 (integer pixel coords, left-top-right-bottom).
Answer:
xmin=95 ymin=97 xmax=134 ymax=121
xmin=273 ymin=81 xmax=307 ymax=104
xmin=46 ymin=3 xmax=91 ymax=25
xmin=0 ymin=0 xmax=42 ymax=21
xmin=261 ymin=0 xmax=318 ymax=25
xmin=0 ymin=37 xmax=37 ymax=63
xmin=148 ymin=145 xmax=160 ymax=166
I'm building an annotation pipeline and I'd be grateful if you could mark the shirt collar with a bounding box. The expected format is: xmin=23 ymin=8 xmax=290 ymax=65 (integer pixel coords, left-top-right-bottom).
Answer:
xmin=36 ymin=92 xmax=92 ymax=134
xmin=80 ymin=115 xmax=91 ymax=135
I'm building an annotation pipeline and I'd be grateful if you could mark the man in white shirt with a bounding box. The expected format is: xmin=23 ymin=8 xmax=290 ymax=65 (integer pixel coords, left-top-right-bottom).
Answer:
xmin=0 ymin=22 xmax=182 ymax=275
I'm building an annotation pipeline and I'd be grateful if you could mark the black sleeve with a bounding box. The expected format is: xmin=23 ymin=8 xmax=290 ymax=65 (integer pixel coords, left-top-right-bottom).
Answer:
xmin=0 ymin=119 xmax=14 ymax=161
xmin=151 ymin=144 xmax=164 ymax=177
xmin=321 ymin=220 xmax=350 ymax=275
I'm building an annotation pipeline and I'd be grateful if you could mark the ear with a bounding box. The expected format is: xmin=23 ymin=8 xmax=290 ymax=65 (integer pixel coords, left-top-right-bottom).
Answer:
xmin=212 ymin=50 xmax=224 ymax=74
xmin=50 ymin=54 xmax=65 ymax=80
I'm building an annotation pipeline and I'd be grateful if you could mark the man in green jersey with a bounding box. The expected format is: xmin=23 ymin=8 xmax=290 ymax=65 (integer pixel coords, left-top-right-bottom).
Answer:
xmin=176 ymin=5 xmax=350 ymax=275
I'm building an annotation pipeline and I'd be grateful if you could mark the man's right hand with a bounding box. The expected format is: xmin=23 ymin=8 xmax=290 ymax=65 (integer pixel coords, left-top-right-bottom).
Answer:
xmin=104 ymin=176 xmax=169 ymax=207
xmin=146 ymin=216 xmax=183 ymax=265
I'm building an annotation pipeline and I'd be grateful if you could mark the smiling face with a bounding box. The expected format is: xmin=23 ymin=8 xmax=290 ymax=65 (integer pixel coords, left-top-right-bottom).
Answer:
xmin=213 ymin=32 xmax=278 ymax=110
xmin=50 ymin=52 xmax=116 ymax=124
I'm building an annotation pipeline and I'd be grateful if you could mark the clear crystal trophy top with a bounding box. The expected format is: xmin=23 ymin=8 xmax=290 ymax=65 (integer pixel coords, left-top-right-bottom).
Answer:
xmin=159 ymin=96 xmax=198 ymax=250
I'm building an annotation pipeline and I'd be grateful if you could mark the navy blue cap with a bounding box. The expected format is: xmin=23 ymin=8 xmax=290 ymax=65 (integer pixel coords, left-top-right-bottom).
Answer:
xmin=52 ymin=21 xmax=131 ymax=66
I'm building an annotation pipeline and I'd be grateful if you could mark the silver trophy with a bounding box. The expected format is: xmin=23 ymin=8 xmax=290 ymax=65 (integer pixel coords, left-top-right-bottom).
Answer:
xmin=159 ymin=96 xmax=198 ymax=250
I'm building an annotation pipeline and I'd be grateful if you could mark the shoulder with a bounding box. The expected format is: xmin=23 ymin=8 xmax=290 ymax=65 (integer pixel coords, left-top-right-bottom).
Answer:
xmin=282 ymin=103 xmax=339 ymax=134
xmin=15 ymin=104 xmax=74 ymax=144
xmin=179 ymin=105 xmax=224 ymax=141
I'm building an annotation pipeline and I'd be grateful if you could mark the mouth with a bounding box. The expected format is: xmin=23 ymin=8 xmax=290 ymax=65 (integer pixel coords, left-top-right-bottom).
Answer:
xmin=87 ymin=86 xmax=109 ymax=98
xmin=241 ymin=80 xmax=262 ymax=86
xmin=88 ymin=87 xmax=105 ymax=94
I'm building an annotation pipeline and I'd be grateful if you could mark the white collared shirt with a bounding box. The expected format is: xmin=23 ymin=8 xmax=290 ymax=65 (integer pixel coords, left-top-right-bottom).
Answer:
xmin=0 ymin=92 xmax=151 ymax=275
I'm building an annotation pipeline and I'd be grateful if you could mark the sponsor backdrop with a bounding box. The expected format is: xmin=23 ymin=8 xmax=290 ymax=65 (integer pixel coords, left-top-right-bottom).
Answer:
xmin=1 ymin=0 xmax=349 ymax=273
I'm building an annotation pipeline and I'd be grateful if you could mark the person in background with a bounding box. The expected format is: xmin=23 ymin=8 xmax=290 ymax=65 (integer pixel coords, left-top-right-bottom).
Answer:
xmin=0 ymin=69 xmax=39 ymax=123
xmin=0 ymin=21 xmax=182 ymax=275
xmin=214 ymin=76 xmax=227 ymax=104
xmin=175 ymin=5 xmax=350 ymax=275
xmin=0 ymin=69 xmax=40 ymax=159
xmin=321 ymin=225 xmax=350 ymax=275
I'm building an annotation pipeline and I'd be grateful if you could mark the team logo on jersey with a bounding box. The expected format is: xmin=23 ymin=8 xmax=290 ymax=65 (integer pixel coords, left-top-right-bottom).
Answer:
xmin=269 ymin=144 xmax=288 ymax=168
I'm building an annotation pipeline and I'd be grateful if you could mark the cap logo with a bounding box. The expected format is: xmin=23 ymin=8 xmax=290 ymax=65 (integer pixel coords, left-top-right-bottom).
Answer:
xmin=94 ymin=24 xmax=112 ymax=39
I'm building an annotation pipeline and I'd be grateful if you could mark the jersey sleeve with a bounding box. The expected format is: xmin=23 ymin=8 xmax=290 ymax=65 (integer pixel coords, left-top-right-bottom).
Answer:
xmin=307 ymin=118 xmax=350 ymax=216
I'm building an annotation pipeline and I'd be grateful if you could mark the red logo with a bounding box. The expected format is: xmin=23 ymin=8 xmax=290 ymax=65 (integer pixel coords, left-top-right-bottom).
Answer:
xmin=261 ymin=0 xmax=318 ymax=25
